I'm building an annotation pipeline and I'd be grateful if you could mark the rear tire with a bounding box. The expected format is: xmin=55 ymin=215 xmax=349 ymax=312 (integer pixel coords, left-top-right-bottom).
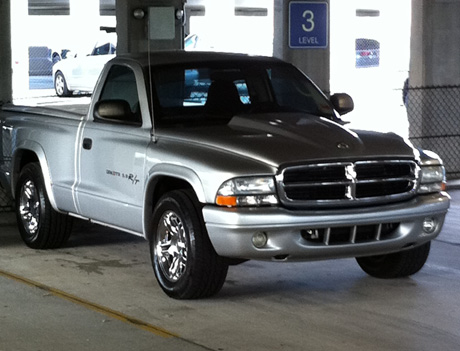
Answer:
xmin=15 ymin=163 xmax=73 ymax=249
xmin=149 ymin=190 xmax=228 ymax=299
xmin=356 ymin=242 xmax=431 ymax=278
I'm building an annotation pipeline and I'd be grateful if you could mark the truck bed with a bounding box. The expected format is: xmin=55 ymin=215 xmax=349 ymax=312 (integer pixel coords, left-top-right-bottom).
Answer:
xmin=1 ymin=103 xmax=88 ymax=120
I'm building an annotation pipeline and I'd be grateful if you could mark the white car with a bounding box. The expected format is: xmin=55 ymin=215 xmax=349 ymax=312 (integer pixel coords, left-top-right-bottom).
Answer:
xmin=53 ymin=36 xmax=116 ymax=97
xmin=53 ymin=34 xmax=199 ymax=97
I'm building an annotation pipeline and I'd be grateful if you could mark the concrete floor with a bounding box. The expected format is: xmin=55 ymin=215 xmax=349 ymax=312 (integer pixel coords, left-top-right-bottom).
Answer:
xmin=1 ymin=191 xmax=459 ymax=351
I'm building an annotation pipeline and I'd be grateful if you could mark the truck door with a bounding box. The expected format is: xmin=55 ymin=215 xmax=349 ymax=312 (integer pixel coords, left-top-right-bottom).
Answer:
xmin=75 ymin=64 xmax=150 ymax=234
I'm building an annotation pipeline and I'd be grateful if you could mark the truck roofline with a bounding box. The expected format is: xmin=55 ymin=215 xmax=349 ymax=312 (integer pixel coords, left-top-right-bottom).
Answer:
xmin=113 ymin=50 xmax=285 ymax=68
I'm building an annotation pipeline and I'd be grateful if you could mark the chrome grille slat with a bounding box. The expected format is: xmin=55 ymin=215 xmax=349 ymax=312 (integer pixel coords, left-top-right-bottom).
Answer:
xmin=284 ymin=180 xmax=350 ymax=188
xmin=323 ymin=228 xmax=331 ymax=245
xmin=350 ymin=226 xmax=357 ymax=244
xmin=278 ymin=160 xmax=418 ymax=208
xmin=356 ymin=177 xmax=415 ymax=184
xmin=375 ymin=223 xmax=382 ymax=241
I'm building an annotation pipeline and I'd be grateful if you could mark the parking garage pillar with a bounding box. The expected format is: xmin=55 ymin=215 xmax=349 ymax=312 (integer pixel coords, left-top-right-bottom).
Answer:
xmin=116 ymin=0 xmax=186 ymax=54
xmin=408 ymin=0 xmax=460 ymax=179
xmin=273 ymin=0 xmax=330 ymax=94
xmin=410 ymin=1 xmax=460 ymax=87
xmin=0 ymin=0 xmax=12 ymax=104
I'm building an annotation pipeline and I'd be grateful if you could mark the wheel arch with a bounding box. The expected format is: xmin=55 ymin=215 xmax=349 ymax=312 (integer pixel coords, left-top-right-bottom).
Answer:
xmin=54 ymin=69 xmax=73 ymax=92
xmin=143 ymin=166 xmax=206 ymax=240
xmin=11 ymin=143 xmax=59 ymax=211
xmin=54 ymin=69 xmax=64 ymax=80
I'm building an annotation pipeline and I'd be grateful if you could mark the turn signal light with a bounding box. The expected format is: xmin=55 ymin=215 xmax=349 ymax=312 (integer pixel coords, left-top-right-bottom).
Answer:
xmin=216 ymin=195 xmax=237 ymax=207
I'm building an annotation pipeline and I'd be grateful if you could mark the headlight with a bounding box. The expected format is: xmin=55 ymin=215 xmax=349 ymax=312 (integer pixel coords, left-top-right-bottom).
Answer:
xmin=216 ymin=176 xmax=279 ymax=207
xmin=418 ymin=165 xmax=446 ymax=193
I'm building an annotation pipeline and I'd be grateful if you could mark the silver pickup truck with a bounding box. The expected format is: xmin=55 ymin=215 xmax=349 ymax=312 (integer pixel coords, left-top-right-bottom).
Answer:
xmin=0 ymin=51 xmax=450 ymax=299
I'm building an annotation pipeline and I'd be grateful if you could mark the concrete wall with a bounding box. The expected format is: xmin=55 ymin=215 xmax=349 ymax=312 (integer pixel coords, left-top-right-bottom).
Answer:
xmin=0 ymin=0 xmax=12 ymax=104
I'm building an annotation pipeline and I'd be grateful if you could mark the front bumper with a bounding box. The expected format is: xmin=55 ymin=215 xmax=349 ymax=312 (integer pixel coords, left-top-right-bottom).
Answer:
xmin=203 ymin=192 xmax=450 ymax=261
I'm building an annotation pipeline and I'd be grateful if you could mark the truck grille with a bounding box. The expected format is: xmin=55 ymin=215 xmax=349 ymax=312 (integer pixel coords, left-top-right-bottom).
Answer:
xmin=277 ymin=160 xmax=418 ymax=208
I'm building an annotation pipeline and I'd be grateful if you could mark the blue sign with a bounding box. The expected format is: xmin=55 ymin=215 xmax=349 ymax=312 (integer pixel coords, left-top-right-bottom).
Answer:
xmin=289 ymin=1 xmax=328 ymax=49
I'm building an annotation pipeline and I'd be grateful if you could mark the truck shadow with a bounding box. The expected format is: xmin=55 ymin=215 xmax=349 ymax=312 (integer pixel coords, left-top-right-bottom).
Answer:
xmin=218 ymin=259 xmax=423 ymax=300
xmin=0 ymin=217 xmax=144 ymax=249
xmin=65 ymin=219 xmax=145 ymax=248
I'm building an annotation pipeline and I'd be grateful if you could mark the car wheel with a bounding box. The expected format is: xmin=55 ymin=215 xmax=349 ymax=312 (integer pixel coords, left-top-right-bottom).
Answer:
xmin=15 ymin=163 xmax=73 ymax=249
xmin=150 ymin=190 xmax=229 ymax=299
xmin=54 ymin=71 xmax=72 ymax=97
xmin=356 ymin=242 xmax=431 ymax=278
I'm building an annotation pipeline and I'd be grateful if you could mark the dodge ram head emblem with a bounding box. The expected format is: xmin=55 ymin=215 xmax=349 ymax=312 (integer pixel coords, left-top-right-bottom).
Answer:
xmin=337 ymin=142 xmax=350 ymax=149
xmin=345 ymin=163 xmax=357 ymax=200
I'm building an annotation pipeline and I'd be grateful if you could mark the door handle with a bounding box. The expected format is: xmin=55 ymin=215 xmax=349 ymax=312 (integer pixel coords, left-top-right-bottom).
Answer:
xmin=83 ymin=138 xmax=93 ymax=150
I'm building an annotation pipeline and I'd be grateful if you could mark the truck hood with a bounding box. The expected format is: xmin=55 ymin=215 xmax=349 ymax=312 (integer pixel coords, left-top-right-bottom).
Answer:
xmin=158 ymin=113 xmax=416 ymax=167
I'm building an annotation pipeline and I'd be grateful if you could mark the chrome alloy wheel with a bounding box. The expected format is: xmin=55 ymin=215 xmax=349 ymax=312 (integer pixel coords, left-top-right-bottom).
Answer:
xmin=155 ymin=210 xmax=188 ymax=282
xmin=18 ymin=179 xmax=40 ymax=235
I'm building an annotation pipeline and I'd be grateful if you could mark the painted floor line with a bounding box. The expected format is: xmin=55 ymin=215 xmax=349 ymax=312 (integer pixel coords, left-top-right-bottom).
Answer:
xmin=0 ymin=268 xmax=177 ymax=338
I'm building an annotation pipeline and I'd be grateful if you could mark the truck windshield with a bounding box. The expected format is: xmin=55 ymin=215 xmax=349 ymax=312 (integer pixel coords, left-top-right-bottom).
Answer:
xmin=151 ymin=62 xmax=334 ymax=126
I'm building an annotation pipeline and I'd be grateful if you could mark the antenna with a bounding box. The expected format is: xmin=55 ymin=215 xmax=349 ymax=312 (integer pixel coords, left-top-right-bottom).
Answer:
xmin=147 ymin=15 xmax=157 ymax=143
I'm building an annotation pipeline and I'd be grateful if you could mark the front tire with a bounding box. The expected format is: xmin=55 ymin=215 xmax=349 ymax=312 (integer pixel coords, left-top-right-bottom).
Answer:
xmin=54 ymin=71 xmax=72 ymax=97
xmin=15 ymin=163 xmax=73 ymax=249
xmin=356 ymin=242 xmax=431 ymax=278
xmin=149 ymin=190 xmax=228 ymax=299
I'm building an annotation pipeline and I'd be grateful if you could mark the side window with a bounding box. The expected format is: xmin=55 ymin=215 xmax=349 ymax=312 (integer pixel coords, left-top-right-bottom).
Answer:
xmin=98 ymin=65 xmax=142 ymax=125
xmin=268 ymin=67 xmax=330 ymax=115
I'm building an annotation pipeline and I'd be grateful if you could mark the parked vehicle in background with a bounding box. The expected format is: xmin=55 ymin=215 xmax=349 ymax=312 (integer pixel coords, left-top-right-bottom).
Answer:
xmin=185 ymin=34 xmax=199 ymax=50
xmin=29 ymin=46 xmax=66 ymax=77
xmin=355 ymin=38 xmax=380 ymax=68
xmin=53 ymin=33 xmax=199 ymax=97
xmin=53 ymin=34 xmax=117 ymax=97
xmin=28 ymin=46 xmax=54 ymax=76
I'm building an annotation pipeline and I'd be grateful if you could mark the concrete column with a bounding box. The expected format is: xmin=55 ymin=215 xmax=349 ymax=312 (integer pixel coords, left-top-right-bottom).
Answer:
xmin=410 ymin=0 xmax=460 ymax=87
xmin=273 ymin=0 xmax=330 ymax=94
xmin=408 ymin=0 xmax=460 ymax=179
xmin=10 ymin=0 xmax=28 ymax=100
xmin=116 ymin=0 xmax=186 ymax=54
xmin=0 ymin=0 xmax=12 ymax=104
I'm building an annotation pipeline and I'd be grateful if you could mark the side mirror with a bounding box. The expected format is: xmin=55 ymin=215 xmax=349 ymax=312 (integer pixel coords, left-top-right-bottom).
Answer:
xmin=94 ymin=99 xmax=141 ymax=126
xmin=330 ymin=93 xmax=354 ymax=115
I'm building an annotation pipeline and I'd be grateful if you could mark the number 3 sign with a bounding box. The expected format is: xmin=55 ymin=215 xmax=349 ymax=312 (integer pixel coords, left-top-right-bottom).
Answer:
xmin=289 ymin=1 xmax=328 ymax=49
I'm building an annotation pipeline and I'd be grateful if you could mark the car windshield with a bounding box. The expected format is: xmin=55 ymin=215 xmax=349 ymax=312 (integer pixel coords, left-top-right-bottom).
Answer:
xmin=151 ymin=61 xmax=334 ymax=126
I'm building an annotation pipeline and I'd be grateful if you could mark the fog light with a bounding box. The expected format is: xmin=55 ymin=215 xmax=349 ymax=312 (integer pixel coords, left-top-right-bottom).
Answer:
xmin=252 ymin=232 xmax=268 ymax=248
xmin=423 ymin=217 xmax=437 ymax=234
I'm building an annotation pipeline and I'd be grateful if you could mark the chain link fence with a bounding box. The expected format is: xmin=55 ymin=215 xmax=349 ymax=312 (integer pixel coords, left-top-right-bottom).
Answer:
xmin=406 ymin=85 xmax=460 ymax=180
xmin=0 ymin=122 xmax=13 ymax=212
xmin=0 ymin=183 xmax=13 ymax=213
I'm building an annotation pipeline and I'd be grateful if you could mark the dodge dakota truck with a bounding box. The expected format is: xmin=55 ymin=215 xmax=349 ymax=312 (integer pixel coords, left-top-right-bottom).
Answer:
xmin=0 ymin=51 xmax=450 ymax=299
